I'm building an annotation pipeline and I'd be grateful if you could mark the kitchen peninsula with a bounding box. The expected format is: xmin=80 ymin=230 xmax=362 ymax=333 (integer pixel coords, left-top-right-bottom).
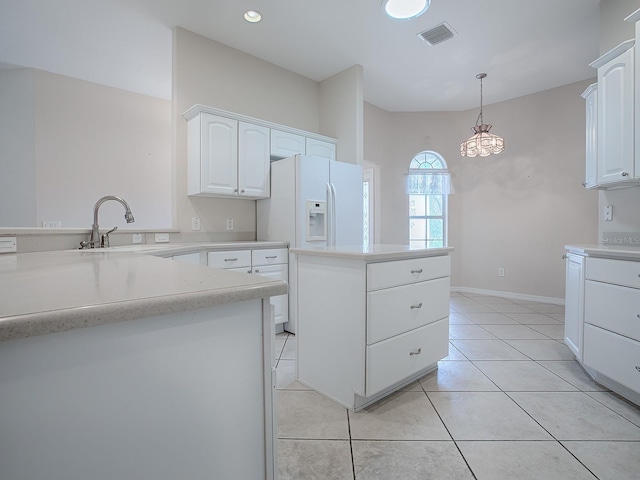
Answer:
xmin=293 ymin=244 xmax=454 ymax=411
xmin=0 ymin=248 xmax=287 ymax=480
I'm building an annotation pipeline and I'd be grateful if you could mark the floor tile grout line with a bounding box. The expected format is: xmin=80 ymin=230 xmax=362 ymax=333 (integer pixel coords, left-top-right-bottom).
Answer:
xmin=582 ymin=391 xmax=640 ymax=429
xmin=420 ymin=384 xmax=478 ymax=480
xmin=346 ymin=409 xmax=356 ymax=480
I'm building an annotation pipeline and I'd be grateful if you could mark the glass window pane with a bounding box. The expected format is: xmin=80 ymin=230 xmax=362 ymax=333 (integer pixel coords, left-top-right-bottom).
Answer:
xmin=410 ymin=218 xmax=426 ymax=240
xmin=409 ymin=195 xmax=426 ymax=216
xmin=426 ymin=195 xmax=443 ymax=216
xmin=427 ymin=240 xmax=444 ymax=248
xmin=427 ymin=219 xmax=443 ymax=241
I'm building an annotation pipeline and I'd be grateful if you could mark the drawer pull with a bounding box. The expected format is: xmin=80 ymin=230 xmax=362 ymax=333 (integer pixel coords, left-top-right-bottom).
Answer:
xmin=224 ymin=258 xmax=239 ymax=262
xmin=409 ymin=348 xmax=422 ymax=356
xmin=410 ymin=303 xmax=423 ymax=309
xmin=411 ymin=268 xmax=423 ymax=274
xmin=265 ymin=255 xmax=278 ymax=259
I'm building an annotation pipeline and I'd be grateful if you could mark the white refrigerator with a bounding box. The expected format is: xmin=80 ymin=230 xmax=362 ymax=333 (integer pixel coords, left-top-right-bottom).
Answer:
xmin=257 ymin=154 xmax=363 ymax=333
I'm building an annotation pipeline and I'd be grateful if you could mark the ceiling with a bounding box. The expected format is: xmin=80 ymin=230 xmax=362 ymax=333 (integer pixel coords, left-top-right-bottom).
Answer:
xmin=0 ymin=0 xmax=601 ymax=111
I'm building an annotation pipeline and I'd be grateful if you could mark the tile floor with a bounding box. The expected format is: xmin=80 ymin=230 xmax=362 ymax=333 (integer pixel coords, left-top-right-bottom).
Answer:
xmin=274 ymin=292 xmax=640 ymax=480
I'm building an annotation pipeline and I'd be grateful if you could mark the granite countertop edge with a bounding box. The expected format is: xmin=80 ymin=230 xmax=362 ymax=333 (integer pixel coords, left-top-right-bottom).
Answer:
xmin=565 ymin=244 xmax=640 ymax=260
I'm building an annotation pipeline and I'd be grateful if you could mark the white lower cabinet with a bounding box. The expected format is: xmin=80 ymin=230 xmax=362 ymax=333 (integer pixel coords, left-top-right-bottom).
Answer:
xmin=208 ymin=247 xmax=288 ymax=325
xmin=565 ymin=250 xmax=640 ymax=406
xmin=297 ymin=252 xmax=450 ymax=411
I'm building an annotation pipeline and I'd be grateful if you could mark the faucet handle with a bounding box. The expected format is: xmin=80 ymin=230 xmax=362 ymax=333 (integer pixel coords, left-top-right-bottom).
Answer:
xmin=101 ymin=226 xmax=118 ymax=248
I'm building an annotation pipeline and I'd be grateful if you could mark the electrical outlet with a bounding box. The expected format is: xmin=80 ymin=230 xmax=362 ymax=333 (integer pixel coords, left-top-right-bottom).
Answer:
xmin=498 ymin=268 xmax=505 ymax=277
xmin=42 ymin=220 xmax=62 ymax=228
xmin=132 ymin=233 xmax=143 ymax=244
xmin=154 ymin=233 xmax=170 ymax=243
xmin=192 ymin=217 xmax=201 ymax=231
xmin=604 ymin=205 xmax=613 ymax=221
xmin=226 ymin=218 xmax=234 ymax=231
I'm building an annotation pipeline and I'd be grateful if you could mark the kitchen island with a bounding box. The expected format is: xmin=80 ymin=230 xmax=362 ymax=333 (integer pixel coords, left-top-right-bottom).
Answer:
xmin=0 ymin=249 xmax=287 ymax=480
xmin=292 ymin=244 xmax=454 ymax=411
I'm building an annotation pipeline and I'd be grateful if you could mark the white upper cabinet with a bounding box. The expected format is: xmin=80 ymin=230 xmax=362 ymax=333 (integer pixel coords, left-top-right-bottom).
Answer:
xmin=305 ymin=138 xmax=336 ymax=160
xmin=187 ymin=113 xmax=270 ymax=199
xmin=188 ymin=113 xmax=238 ymax=196
xmin=270 ymin=129 xmax=305 ymax=159
xmin=590 ymin=39 xmax=635 ymax=187
xmin=238 ymin=122 xmax=270 ymax=198
xmin=581 ymin=84 xmax=598 ymax=189
xmin=184 ymin=104 xmax=338 ymax=198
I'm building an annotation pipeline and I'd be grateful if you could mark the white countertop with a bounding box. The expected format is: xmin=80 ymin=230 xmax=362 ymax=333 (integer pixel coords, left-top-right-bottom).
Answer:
xmin=291 ymin=244 xmax=454 ymax=261
xmin=0 ymin=243 xmax=289 ymax=342
xmin=565 ymin=244 xmax=640 ymax=261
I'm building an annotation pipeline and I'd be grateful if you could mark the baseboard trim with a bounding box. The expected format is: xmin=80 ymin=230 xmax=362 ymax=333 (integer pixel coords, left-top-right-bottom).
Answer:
xmin=451 ymin=286 xmax=565 ymax=306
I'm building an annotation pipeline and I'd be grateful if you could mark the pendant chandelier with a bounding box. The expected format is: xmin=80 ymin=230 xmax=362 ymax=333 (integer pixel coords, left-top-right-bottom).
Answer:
xmin=460 ymin=73 xmax=504 ymax=157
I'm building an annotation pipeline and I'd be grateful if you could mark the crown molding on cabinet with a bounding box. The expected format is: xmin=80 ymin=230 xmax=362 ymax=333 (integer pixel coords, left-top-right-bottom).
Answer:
xmin=590 ymin=39 xmax=635 ymax=69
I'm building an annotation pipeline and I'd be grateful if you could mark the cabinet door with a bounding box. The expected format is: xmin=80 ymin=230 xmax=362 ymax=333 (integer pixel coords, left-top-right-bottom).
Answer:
xmin=270 ymin=129 xmax=305 ymax=159
xmin=238 ymin=122 xmax=270 ymax=198
xmin=305 ymin=138 xmax=336 ymax=160
xmin=581 ymin=84 xmax=598 ymax=189
xmin=197 ymin=114 xmax=238 ymax=196
xmin=564 ymin=253 xmax=585 ymax=361
xmin=252 ymin=264 xmax=289 ymax=325
xmin=597 ymin=47 xmax=635 ymax=185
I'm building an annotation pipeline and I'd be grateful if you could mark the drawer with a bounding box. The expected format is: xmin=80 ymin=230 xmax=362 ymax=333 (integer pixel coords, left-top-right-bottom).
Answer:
xmin=208 ymin=250 xmax=252 ymax=269
xmin=367 ymin=277 xmax=450 ymax=344
xmin=583 ymin=324 xmax=640 ymax=394
xmin=367 ymin=255 xmax=450 ymax=291
xmin=586 ymin=257 xmax=640 ymax=289
xmin=252 ymin=248 xmax=288 ymax=266
xmin=365 ymin=318 xmax=449 ymax=397
xmin=585 ymin=280 xmax=640 ymax=341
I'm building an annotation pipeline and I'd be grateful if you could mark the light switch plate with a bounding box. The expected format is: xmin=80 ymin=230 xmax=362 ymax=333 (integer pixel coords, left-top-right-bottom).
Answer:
xmin=226 ymin=218 xmax=234 ymax=231
xmin=192 ymin=217 xmax=201 ymax=231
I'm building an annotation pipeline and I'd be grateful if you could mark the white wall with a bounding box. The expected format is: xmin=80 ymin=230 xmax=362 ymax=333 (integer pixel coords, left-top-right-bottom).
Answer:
xmin=597 ymin=0 xmax=640 ymax=241
xmin=173 ymin=27 xmax=322 ymax=237
xmin=320 ymin=65 xmax=364 ymax=165
xmin=0 ymin=69 xmax=172 ymax=229
xmin=0 ymin=69 xmax=35 ymax=226
xmin=365 ymin=80 xmax=598 ymax=299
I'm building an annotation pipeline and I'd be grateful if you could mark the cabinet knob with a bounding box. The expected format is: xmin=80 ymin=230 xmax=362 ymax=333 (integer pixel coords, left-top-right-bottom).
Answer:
xmin=636 ymin=366 xmax=640 ymax=373
xmin=254 ymin=269 xmax=260 ymax=273
xmin=622 ymin=172 xmax=630 ymax=177
xmin=562 ymin=254 xmax=567 ymax=259
xmin=234 ymin=188 xmax=238 ymax=192
xmin=409 ymin=348 xmax=422 ymax=356
xmin=411 ymin=268 xmax=423 ymax=274
xmin=241 ymin=189 xmax=245 ymax=193
xmin=581 ymin=181 xmax=587 ymax=187
xmin=410 ymin=303 xmax=423 ymax=309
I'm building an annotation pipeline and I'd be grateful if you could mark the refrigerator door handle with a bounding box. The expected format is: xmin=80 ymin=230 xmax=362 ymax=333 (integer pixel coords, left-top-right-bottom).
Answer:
xmin=329 ymin=183 xmax=337 ymax=246
xmin=326 ymin=182 xmax=333 ymax=245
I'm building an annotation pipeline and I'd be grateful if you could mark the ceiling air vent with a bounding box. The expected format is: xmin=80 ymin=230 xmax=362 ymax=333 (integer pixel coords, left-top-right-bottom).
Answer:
xmin=417 ymin=22 xmax=455 ymax=46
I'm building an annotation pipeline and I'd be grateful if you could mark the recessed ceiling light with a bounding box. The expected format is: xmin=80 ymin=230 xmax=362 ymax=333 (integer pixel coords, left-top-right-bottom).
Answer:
xmin=244 ymin=10 xmax=262 ymax=23
xmin=383 ymin=0 xmax=430 ymax=20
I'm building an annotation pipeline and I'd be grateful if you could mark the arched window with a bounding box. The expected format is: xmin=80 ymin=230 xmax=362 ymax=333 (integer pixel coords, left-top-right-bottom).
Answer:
xmin=407 ymin=151 xmax=450 ymax=248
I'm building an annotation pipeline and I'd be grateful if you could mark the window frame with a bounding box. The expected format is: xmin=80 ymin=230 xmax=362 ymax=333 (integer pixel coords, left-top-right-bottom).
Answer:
xmin=408 ymin=151 xmax=449 ymax=248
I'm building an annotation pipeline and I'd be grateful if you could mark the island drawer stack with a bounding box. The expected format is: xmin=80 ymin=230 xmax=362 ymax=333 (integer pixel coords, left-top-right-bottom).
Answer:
xmin=365 ymin=256 xmax=450 ymax=396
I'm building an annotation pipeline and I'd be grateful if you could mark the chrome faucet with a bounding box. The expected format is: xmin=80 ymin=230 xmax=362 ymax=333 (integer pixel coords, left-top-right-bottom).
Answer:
xmin=80 ymin=195 xmax=135 ymax=249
